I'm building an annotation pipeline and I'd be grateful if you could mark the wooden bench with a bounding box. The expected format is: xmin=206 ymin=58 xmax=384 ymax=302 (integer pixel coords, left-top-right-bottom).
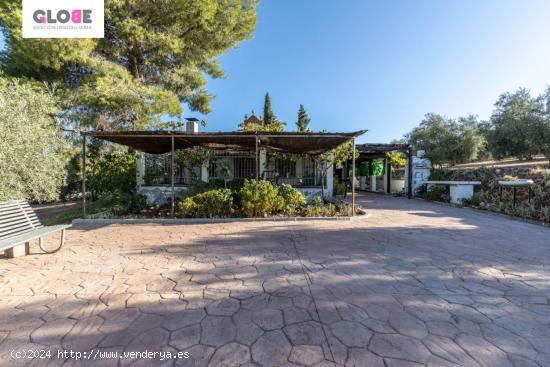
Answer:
xmin=0 ymin=200 xmax=71 ymax=258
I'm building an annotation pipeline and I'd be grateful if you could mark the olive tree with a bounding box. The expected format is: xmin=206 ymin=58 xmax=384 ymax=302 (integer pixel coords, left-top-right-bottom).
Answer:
xmin=0 ymin=76 xmax=67 ymax=202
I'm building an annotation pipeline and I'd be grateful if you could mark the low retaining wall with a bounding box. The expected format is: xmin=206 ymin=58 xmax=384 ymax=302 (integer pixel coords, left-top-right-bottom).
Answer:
xmin=138 ymin=186 xmax=188 ymax=206
xmin=139 ymin=186 xmax=330 ymax=205
xmin=72 ymin=213 xmax=368 ymax=225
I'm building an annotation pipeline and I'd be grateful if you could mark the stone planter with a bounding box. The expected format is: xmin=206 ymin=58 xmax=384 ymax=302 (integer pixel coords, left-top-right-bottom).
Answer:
xmin=391 ymin=179 xmax=405 ymax=193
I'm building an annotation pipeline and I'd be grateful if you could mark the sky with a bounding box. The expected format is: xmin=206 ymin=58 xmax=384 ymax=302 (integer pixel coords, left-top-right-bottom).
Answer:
xmin=2 ymin=1 xmax=550 ymax=143
xmin=194 ymin=0 xmax=550 ymax=143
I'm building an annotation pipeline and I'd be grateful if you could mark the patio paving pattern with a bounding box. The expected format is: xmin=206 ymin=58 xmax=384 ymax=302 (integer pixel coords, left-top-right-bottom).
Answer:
xmin=1 ymin=193 xmax=550 ymax=366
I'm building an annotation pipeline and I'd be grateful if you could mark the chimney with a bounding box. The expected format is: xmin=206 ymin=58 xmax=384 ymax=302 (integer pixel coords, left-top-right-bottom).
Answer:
xmin=185 ymin=117 xmax=199 ymax=133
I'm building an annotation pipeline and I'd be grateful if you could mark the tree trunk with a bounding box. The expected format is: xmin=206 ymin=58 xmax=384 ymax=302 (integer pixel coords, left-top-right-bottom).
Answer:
xmin=320 ymin=172 xmax=325 ymax=199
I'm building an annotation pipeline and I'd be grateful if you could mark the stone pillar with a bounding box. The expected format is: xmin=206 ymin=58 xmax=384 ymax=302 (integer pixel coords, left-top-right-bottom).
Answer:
xmin=259 ymin=148 xmax=267 ymax=179
xmin=137 ymin=152 xmax=145 ymax=190
xmin=326 ymin=161 xmax=334 ymax=198
xmin=383 ymin=158 xmax=388 ymax=194
xmin=450 ymin=184 xmax=474 ymax=205
xmin=201 ymin=162 xmax=209 ymax=182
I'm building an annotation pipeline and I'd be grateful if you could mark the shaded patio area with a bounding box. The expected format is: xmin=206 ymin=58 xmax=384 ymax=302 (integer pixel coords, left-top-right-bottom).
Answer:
xmin=1 ymin=193 xmax=549 ymax=366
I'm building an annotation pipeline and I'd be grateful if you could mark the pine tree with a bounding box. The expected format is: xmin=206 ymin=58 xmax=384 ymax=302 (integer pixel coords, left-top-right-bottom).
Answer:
xmin=263 ymin=93 xmax=274 ymax=126
xmin=296 ymin=104 xmax=311 ymax=132
xmin=0 ymin=0 xmax=258 ymax=130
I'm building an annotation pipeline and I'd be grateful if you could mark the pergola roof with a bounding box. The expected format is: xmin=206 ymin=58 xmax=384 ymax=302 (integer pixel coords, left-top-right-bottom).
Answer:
xmin=82 ymin=130 xmax=366 ymax=155
xmin=356 ymin=143 xmax=410 ymax=154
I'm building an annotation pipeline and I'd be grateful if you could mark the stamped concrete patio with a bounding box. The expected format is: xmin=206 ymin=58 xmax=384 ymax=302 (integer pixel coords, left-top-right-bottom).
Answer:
xmin=1 ymin=193 xmax=550 ymax=367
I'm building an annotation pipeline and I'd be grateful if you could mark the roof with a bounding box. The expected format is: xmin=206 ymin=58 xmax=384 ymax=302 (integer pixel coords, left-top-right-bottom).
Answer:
xmin=356 ymin=143 xmax=410 ymax=154
xmin=82 ymin=130 xmax=367 ymax=155
xmin=243 ymin=114 xmax=263 ymax=125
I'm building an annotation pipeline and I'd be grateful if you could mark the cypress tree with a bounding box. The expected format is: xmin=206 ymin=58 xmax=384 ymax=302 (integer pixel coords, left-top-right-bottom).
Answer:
xmin=263 ymin=93 xmax=274 ymax=126
xmin=296 ymin=104 xmax=311 ymax=132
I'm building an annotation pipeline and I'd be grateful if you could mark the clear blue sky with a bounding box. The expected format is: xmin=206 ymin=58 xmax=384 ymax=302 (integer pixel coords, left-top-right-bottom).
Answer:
xmin=2 ymin=1 xmax=550 ymax=143
xmin=197 ymin=0 xmax=550 ymax=143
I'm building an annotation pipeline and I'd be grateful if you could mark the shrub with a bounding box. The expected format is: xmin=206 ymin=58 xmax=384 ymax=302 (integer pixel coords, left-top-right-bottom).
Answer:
xmin=87 ymin=142 xmax=137 ymax=199
xmin=333 ymin=178 xmax=347 ymax=196
xmin=112 ymin=192 xmax=147 ymax=214
xmin=240 ymin=179 xmax=283 ymax=217
xmin=178 ymin=197 xmax=198 ymax=217
xmin=301 ymin=197 xmax=353 ymax=217
xmin=178 ymin=189 xmax=233 ymax=217
xmin=278 ymin=184 xmax=306 ymax=215
xmin=463 ymin=192 xmax=483 ymax=206
xmin=423 ymin=186 xmax=448 ymax=202
xmin=429 ymin=169 xmax=451 ymax=181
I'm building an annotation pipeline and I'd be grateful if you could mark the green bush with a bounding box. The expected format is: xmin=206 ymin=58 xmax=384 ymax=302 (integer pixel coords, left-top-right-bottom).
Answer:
xmin=470 ymin=192 xmax=483 ymax=206
xmin=333 ymin=178 xmax=347 ymax=196
xmin=303 ymin=202 xmax=335 ymax=217
xmin=87 ymin=142 xmax=137 ymax=199
xmin=423 ymin=186 xmax=448 ymax=202
xmin=429 ymin=169 xmax=451 ymax=181
xmin=277 ymin=184 xmax=306 ymax=215
xmin=178 ymin=189 xmax=233 ymax=218
xmin=240 ymin=179 xmax=283 ymax=217
xmin=178 ymin=197 xmax=198 ymax=217
xmin=302 ymin=196 xmax=354 ymax=217
xmin=112 ymin=192 xmax=147 ymax=214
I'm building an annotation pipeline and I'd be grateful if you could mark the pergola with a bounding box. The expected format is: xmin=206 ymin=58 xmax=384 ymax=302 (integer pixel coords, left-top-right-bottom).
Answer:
xmin=80 ymin=130 xmax=366 ymax=216
xmin=354 ymin=143 xmax=413 ymax=198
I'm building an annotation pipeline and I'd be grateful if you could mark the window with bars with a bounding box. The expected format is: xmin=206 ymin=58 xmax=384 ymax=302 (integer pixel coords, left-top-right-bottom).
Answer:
xmin=264 ymin=156 xmax=321 ymax=187
xmin=143 ymin=154 xmax=199 ymax=186
xmin=208 ymin=151 xmax=256 ymax=180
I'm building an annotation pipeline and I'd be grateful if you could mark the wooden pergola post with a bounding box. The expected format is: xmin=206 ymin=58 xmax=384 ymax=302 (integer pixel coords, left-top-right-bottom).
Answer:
xmin=407 ymin=147 xmax=413 ymax=199
xmin=255 ymin=134 xmax=259 ymax=182
xmin=352 ymin=137 xmax=356 ymax=216
xmin=81 ymin=134 xmax=87 ymax=218
xmin=171 ymin=135 xmax=175 ymax=217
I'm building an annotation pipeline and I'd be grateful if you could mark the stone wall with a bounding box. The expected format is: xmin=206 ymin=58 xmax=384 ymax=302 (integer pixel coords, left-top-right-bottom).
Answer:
xmin=431 ymin=166 xmax=550 ymax=224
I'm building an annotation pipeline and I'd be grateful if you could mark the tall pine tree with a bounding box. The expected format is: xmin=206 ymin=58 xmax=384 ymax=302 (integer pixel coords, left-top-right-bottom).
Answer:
xmin=296 ymin=104 xmax=311 ymax=132
xmin=263 ymin=93 xmax=274 ymax=126
xmin=0 ymin=0 xmax=258 ymax=130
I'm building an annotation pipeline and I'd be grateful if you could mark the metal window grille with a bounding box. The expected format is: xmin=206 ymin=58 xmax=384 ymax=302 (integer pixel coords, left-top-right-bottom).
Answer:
xmin=208 ymin=151 xmax=256 ymax=180
xmin=264 ymin=156 xmax=321 ymax=187
xmin=143 ymin=153 xmax=199 ymax=186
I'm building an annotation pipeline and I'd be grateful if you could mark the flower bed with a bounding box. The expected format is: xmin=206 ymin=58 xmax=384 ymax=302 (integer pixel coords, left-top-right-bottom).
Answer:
xmin=90 ymin=180 xmax=358 ymax=220
xmin=177 ymin=179 xmax=353 ymax=218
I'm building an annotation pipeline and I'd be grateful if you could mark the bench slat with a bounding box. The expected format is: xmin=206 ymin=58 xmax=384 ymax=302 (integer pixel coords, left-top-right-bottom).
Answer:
xmin=0 ymin=207 xmax=27 ymax=216
xmin=0 ymin=202 xmax=27 ymax=210
xmin=0 ymin=207 xmax=37 ymax=216
xmin=0 ymin=205 xmax=30 ymax=213
xmin=0 ymin=201 xmax=41 ymax=240
xmin=0 ymin=211 xmax=33 ymax=223
xmin=0 ymin=224 xmax=43 ymax=239
xmin=0 ymin=224 xmax=71 ymax=251
xmin=0 ymin=201 xmax=71 ymax=253
xmin=0 ymin=218 xmax=41 ymax=229
xmin=0 ymin=217 xmax=39 ymax=230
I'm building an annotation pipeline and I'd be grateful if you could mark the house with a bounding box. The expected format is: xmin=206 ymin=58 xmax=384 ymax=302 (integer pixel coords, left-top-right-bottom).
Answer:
xmin=134 ymin=119 xmax=339 ymax=205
